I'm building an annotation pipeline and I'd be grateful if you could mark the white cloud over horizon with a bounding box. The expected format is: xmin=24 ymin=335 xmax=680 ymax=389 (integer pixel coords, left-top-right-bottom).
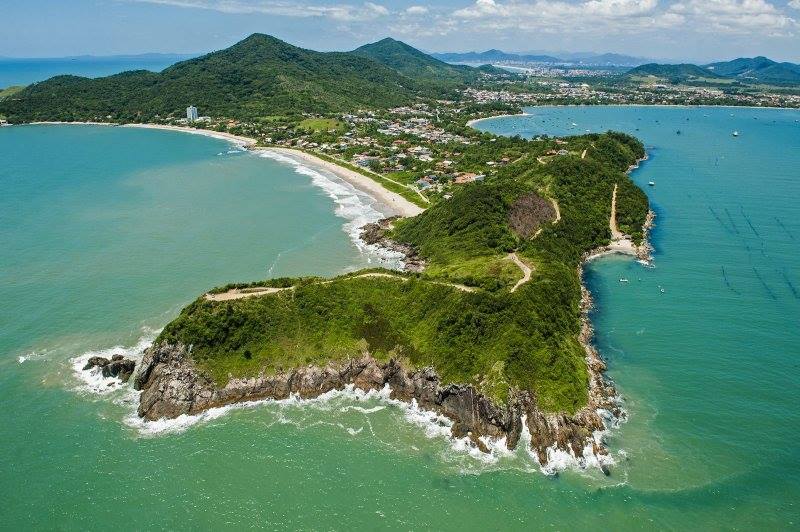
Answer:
xmin=3 ymin=0 xmax=799 ymax=61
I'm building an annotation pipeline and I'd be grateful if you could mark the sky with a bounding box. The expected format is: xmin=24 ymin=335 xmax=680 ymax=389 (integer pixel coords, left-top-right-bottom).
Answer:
xmin=1 ymin=0 xmax=799 ymax=62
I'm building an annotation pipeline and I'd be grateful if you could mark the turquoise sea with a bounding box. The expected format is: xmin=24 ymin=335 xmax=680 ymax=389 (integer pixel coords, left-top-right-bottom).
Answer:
xmin=1 ymin=108 xmax=799 ymax=529
xmin=0 ymin=56 xmax=189 ymax=88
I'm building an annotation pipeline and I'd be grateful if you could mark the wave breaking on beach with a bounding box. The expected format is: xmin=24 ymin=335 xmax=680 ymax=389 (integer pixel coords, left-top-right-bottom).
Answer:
xmin=257 ymin=150 xmax=406 ymax=269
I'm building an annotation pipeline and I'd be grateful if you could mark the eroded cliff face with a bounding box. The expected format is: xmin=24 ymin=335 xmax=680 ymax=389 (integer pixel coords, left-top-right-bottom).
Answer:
xmin=133 ymin=342 xmax=618 ymax=469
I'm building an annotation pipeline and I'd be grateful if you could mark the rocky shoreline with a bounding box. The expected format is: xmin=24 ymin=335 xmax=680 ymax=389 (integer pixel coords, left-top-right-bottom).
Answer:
xmin=121 ymin=212 xmax=643 ymax=474
xmin=359 ymin=217 xmax=425 ymax=272
xmin=131 ymin=342 xmax=615 ymax=471
xmin=88 ymin=186 xmax=654 ymax=473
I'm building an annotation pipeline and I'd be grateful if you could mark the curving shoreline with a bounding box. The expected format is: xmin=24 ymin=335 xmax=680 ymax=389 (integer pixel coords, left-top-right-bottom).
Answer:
xmin=55 ymin=116 xmax=651 ymax=472
xmin=22 ymin=122 xmax=423 ymax=219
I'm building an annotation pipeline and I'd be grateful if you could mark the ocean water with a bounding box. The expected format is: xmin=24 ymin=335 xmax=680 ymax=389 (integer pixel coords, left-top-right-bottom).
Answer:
xmin=0 ymin=56 xmax=189 ymax=88
xmin=1 ymin=109 xmax=799 ymax=529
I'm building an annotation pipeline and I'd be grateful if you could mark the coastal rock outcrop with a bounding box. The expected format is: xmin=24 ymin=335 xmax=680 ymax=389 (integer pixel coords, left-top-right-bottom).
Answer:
xmin=83 ymin=354 xmax=137 ymax=383
xmin=359 ymin=217 xmax=425 ymax=272
xmin=133 ymin=340 xmax=619 ymax=470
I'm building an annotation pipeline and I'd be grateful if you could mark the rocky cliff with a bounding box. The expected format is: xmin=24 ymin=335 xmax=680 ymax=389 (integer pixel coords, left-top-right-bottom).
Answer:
xmin=133 ymin=339 xmax=620 ymax=470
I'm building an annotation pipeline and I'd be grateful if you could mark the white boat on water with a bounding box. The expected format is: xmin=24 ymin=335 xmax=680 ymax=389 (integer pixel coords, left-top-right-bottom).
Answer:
xmin=648 ymin=181 xmax=655 ymax=186
xmin=619 ymin=278 xmax=629 ymax=283
xmin=733 ymin=131 xmax=739 ymax=137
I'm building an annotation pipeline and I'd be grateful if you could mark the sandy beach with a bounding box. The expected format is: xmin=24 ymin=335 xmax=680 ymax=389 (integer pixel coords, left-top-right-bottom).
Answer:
xmin=466 ymin=113 xmax=527 ymax=128
xmin=261 ymin=147 xmax=424 ymax=218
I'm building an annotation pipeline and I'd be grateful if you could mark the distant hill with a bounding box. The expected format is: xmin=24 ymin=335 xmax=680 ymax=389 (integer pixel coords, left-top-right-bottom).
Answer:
xmin=353 ymin=38 xmax=485 ymax=83
xmin=0 ymin=34 xmax=495 ymax=123
xmin=704 ymin=57 xmax=800 ymax=84
xmin=629 ymin=57 xmax=800 ymax=85
xmin=627 ymin=63 xmax=727 ymax=81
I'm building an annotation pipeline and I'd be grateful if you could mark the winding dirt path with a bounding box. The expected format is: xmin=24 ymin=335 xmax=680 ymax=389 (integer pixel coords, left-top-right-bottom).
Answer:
xmin=551 ymin=198 xmax=561 ymax=223
xmin=508 ymin=252 xmax=533 ymax=293
xmin=205 ymin=272 xmax=475 ymax=301
xmin=205 ymin=287 xmax=290 ymax=301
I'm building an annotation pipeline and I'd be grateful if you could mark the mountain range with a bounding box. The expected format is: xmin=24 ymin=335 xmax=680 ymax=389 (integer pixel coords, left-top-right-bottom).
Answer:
xmin=628 ymin=57 xmax=800 ymax=85
xmin=0 ymin=35 xmax=497 ymax=123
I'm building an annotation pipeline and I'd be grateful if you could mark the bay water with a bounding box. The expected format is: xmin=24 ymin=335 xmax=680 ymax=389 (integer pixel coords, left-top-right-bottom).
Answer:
xmin=1 ymin=108 xmax=799 ymax=529
xmin=0 ymin=56 xmax=189 ymax=88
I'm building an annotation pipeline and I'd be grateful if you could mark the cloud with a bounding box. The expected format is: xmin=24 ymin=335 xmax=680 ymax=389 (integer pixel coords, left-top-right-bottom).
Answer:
xmin=668 ymin=0 xmax=797 ymax=34
xmin=405 ymin=5 xmax=429 ymax=14
xmin=791 ymin=0 xmax=800 ymax=8
xmin=130 ymin=0 xmax=391 ymax=21
xmin=445 ymin=0 xmax=795 ymax=37
xmin=450 ymin=0 xmax=669 ymax=33
xmin=453 ymin=0 xmax=659 ymax=19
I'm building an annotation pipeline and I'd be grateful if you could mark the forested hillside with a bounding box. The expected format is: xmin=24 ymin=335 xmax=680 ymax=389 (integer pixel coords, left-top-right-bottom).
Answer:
xmin=0 ymin=34 xmax=493 ymax=122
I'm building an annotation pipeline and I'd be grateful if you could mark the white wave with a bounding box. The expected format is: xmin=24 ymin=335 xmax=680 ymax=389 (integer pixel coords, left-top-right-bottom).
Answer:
xmin=257 ymin=150 xmax=405 ymax=269
xmin=340 ymin=404 xmax=386 ymax=414
xmin=68 ymin=334 xmax=622 ymax=475
xmin=69 ymin=328 xmax=158 ymax=395
xmin=18 ymin=351 xmax=45 ymax=363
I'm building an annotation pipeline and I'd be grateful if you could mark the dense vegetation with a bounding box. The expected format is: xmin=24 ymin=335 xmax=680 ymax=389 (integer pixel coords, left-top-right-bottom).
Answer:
xmin=0 ymin=34 xmax=494 ymax=123
xmin=353 ymin=38 xmax=492 ymax=88
xmin=158 ymin=131 xmax=648 ymax=413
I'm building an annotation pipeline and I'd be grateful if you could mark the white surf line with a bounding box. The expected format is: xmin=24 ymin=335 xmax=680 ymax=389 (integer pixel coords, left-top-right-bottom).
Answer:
xmin=508 ymin=253 xmax=533 ymax=293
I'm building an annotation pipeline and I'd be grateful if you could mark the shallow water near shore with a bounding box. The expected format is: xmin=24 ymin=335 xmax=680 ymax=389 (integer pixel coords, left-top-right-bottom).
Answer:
xmin=2 ymin=110 xmax=799 ymax=529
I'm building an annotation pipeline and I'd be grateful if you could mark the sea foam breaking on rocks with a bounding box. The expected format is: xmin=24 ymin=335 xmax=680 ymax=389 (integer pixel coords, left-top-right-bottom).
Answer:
xmin=129 ymin=342 xmax=621 ymax=474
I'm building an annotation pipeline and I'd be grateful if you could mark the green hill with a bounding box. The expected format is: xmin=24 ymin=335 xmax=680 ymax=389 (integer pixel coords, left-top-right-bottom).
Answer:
xmin=353 ymin=38 xmax=491 ymax=83
xmin=705 ymin=56 xmax=777 ymax=77
xmin=629 ymin=57 xmax=800 ymax=85
xmin=627 ymin=63 xmax=725 ymax=82
xmin=706 ymin=57 xmax=800 ymax=84
xmin=0 ymin=34 xmax=433 ymax=123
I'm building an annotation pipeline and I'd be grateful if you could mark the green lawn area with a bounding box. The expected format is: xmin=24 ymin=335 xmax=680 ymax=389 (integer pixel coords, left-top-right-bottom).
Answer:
xmin=297 ymin=117 xmax=347 ymax=133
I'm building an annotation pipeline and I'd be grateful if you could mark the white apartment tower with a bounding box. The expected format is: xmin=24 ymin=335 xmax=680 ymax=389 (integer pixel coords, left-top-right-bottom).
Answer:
xmin=186 ymin=105 xmax=198 ymax=122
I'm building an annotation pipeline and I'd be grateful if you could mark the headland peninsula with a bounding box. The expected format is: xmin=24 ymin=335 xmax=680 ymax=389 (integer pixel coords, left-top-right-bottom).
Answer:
xmin=3 ymin=34 xmax=661 ymax=471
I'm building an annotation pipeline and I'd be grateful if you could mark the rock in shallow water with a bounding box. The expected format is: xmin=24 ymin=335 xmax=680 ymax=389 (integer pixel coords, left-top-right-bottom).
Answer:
xmin=83 ymin=355 xmax=136 ymax=383
xmin=82 ymin=356 xmax=110 ymax=371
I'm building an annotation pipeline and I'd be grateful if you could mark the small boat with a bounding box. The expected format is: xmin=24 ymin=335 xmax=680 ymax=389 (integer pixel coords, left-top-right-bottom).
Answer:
xmin=619 ymin=278 xmax=629 ymax=283
xmin=676 ymin=130 xmax=681 ymax=135
xmin=648 ymin=181 xmax=655 ymax=186
xmin=732 ymin=131 xmax=739 ymax=137
xmin=660 ymin=288 xmax=665 ymax=293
